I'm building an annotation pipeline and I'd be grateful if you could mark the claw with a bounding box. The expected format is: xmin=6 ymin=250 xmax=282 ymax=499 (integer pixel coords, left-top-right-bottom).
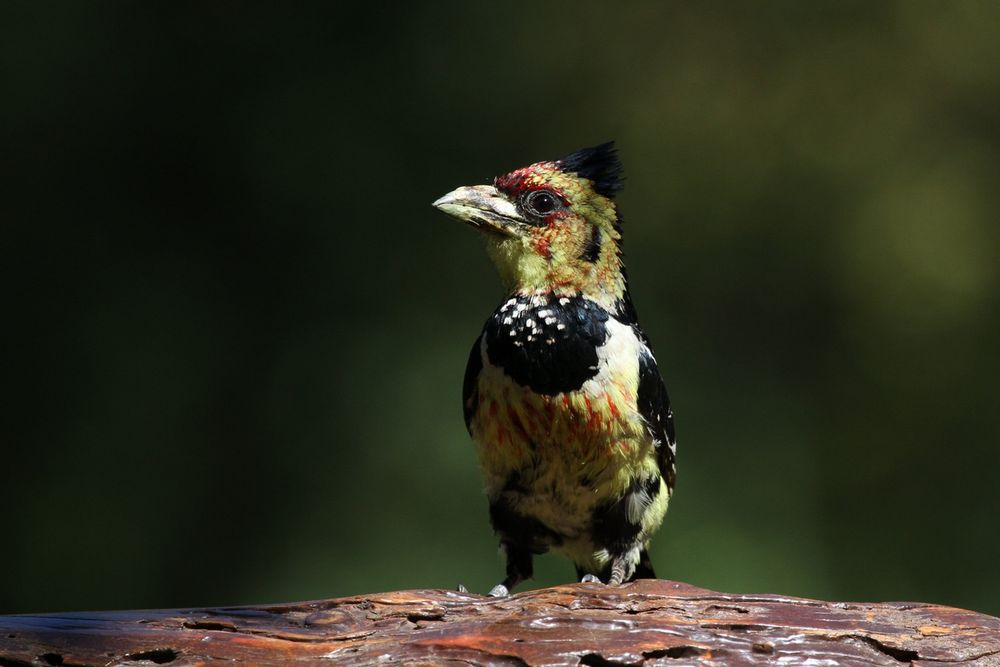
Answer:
xmin=456 ymin=584 xmax=468 ymax=593
xmin=580 ymin=574 xmax=602 ymax=584
xmin=488 ymin=584 xmax=510 ymax=597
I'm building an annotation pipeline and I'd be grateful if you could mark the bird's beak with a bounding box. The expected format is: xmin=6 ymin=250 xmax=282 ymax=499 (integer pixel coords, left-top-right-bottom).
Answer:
xmin=432 ymin=185 xmax=527 ymax=237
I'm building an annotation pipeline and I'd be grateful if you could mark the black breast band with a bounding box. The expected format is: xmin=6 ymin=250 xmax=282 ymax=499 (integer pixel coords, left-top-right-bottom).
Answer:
xmin=483 ymin=294 xmax=610 ymax=395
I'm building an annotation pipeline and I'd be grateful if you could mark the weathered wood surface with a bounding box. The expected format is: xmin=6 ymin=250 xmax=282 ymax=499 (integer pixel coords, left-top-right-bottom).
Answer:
xmin=2 ymin=580 xmax=999 ymax=666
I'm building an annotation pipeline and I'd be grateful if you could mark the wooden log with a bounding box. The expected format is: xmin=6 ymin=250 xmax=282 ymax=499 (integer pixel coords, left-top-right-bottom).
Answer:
xmin=1 ymin=580 xmax=998 ymax=666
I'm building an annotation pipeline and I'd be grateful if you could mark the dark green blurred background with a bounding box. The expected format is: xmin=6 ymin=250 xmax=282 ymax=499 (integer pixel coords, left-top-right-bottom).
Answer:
xmin=3 ymin=2 xmax=999 ymax=616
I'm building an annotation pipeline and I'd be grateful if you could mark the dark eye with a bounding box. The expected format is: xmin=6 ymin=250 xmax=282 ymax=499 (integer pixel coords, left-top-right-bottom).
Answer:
xmin=523 ymin=190 xmax=562 ymax=217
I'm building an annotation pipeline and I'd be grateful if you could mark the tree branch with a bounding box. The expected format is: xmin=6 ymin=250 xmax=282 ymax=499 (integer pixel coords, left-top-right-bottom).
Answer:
xmin=2 ymin=580 xmax=998 ymax=665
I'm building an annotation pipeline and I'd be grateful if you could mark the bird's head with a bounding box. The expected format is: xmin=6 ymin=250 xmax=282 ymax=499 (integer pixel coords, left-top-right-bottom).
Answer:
xmin=434 ymin=142 xmax=627 ymax=308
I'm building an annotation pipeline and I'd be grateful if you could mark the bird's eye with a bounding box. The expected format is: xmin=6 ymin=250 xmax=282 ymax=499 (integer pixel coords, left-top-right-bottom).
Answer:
xmin=523 ymin=190 xmax=562 ymax=218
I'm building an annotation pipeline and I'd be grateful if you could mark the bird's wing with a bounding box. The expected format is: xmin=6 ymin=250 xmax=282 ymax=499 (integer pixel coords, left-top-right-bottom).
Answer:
xmin=462 ymin=333 xmax=484 ymax=435
xmin=637 ymin=349 xmax=676 ymax=491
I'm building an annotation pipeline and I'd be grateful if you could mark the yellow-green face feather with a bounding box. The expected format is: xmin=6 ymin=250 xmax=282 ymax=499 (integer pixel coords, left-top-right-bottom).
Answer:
xmin=433 ymin=154 xmax=628 ymax=309
xmin=488 ymin=163 xmax=626 ymax=306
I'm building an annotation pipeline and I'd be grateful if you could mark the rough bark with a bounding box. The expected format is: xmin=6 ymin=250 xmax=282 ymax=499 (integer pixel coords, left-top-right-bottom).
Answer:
xmin=1 ymin=580 xmax=998 ymax=666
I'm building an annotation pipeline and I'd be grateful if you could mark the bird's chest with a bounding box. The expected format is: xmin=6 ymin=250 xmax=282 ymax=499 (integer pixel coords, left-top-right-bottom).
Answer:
xmin=470 ymin=295 xmax=648 ymax=490
xmin=481 ymin=294 xmax=609 ymax=396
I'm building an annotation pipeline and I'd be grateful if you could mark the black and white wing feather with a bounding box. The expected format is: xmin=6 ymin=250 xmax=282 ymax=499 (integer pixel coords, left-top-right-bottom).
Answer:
xmin=637 ymin=350 xmax=676 ymax=491
xmin=462 ymin=334 xmax=483 ymax=435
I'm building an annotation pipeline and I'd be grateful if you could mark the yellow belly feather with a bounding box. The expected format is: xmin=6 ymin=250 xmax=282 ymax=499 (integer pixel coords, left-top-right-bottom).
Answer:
xmin=470 ymin=349 xmax=668 ymax=566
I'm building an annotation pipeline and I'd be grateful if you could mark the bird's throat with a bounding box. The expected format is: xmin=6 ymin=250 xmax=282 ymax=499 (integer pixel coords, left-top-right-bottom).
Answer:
xmin=485 ymin=237 xmax=627 ymax=310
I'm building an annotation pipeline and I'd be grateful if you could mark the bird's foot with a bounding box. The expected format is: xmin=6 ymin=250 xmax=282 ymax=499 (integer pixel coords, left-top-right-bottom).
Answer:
xmin=456 ymin=584 xmax=468 ymax=593
xmin=580 ymin=574 xmax=602 ymax=584
xmin=488 ymin=584 xmax=510 ymax=597
xmin=608 ymin=559 xmax=627 ymax=586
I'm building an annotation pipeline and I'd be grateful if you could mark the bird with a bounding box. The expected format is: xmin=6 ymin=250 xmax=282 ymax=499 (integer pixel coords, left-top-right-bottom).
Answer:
xmin=432 ymin=142 xmax=675 ymax=596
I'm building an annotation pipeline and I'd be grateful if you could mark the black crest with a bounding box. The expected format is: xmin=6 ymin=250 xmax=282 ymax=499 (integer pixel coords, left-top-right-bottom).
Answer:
xmin=557 ymin=141 xmax=624 ymax=198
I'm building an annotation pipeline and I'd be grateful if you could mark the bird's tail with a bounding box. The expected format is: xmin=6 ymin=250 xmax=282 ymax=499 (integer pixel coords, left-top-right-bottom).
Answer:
xmin=631 ymin=548 xmax=656 ymax=580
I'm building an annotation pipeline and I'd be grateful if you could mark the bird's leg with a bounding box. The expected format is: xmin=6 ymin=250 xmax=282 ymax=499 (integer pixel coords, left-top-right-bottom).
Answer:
xmin=607 ymin=556 xmax=628 ymax=586
xmin=489 ymin=543 xmax=532 ymax=597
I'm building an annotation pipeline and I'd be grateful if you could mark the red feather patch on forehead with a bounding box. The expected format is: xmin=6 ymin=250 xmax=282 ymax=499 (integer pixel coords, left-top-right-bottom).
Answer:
xmin=493 ymin=161 xmax=559 ymax=195
xmin=493 ymin=142 xmax=623 ymax=200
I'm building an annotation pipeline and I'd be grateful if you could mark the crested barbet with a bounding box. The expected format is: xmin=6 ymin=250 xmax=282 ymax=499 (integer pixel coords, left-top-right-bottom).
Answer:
xmin=433 ymin=142 xmax=676 ymax=596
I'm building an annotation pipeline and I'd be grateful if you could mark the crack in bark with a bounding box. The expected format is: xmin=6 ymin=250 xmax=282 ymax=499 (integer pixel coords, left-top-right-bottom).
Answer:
xmin=120 ymin=648 xmax=179 ymax=664
xmin=577 ymin=645 xmax=710 ymax=667
xmin=844 ymin=635 xmax=920 ymax=663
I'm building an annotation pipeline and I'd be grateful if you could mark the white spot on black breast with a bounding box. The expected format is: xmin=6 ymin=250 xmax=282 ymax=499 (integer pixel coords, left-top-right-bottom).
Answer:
xmin=482 ymin=294 xmax=610 ymax=395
